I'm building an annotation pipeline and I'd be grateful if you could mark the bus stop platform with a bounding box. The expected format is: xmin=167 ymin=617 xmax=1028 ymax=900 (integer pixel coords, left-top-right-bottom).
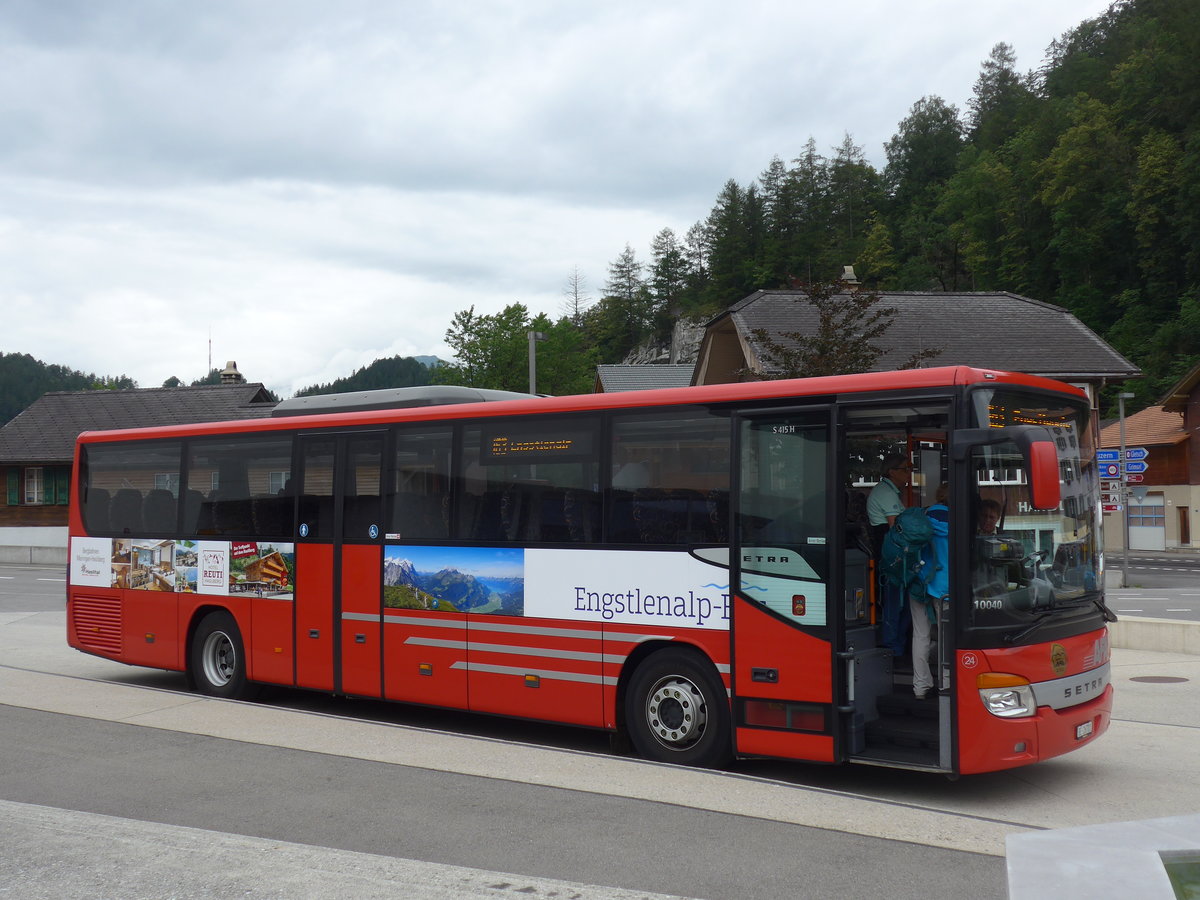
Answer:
xmin=1008 ymin=812 xmax=1200 ymax=899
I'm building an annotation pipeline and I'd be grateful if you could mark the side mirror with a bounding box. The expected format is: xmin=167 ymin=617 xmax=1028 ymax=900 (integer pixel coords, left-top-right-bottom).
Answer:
xmin=952 ymin=424 xmax=1063 ymax=510
xmin=1026 ymin=440 xmax=1061 ymax=510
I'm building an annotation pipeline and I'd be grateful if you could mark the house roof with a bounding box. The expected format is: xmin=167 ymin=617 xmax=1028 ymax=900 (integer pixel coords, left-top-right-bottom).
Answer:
xmin=595 ymin=364 xmax=696 ymax=392
xmin=0 ymin=384 xmax=277 ymax=464
xmin=715 ymin=290 xmax=1141 ymax=381
xmin=1098 ymin=406 xmax=1188 ymax=448
xmin=1160 ymin=359 xmax=1200 ymax=412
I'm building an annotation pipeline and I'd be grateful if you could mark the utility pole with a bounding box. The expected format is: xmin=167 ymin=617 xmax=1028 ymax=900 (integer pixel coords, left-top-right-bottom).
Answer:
xmin=1118 ymin=392 xmax=1135 ymax=588
xmin=527 ymin=331 xmax=547 ymax=395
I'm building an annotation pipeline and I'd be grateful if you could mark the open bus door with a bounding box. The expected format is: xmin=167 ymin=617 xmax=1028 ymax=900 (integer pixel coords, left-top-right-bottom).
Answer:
xmin=731 ymin=408 xmax=839 ymax=763
xmin=294 ymin=431 xmax=385 ymax=697
xmin=839 ymin=405 xmax=955 ymax=772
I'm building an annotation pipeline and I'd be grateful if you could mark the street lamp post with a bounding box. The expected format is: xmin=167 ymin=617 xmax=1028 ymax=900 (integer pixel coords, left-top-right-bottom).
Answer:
xmin=527 ymin=331 xmax=547 ymax=395
xmin=1118 ymin=391 xmax=1135 ymax=588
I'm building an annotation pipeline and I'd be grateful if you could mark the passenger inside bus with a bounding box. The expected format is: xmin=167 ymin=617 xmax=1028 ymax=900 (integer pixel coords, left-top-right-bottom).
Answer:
xmin=869 ymin=454 xmax=912 ymax=657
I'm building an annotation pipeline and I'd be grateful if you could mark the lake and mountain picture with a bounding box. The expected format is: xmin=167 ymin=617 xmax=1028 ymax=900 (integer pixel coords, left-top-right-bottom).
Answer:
xmin=383 ymin=547 xmax=524 ymax=616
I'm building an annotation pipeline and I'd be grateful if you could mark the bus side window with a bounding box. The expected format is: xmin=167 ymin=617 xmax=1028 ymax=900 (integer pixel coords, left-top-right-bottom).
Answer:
xmin=456 ymin=418 xmax=599 ymax=545
xmin=188 ymin=437 xmax=294 ymax=538
xmin=390 ymin=422 xmax=453 ymax=543
xmin=609 ymin=409 xmax=730 ymax=547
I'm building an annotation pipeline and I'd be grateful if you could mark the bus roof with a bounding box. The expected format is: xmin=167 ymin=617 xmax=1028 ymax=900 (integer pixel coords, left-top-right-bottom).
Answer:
xmin=75 ymin=366 xmax=1087 ymax=444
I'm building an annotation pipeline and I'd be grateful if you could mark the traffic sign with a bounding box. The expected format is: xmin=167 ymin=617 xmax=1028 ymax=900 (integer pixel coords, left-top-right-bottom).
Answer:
xmin=1101 ymin=493 xmax=1120 ymax=505
xmin=1098 ymin=447 xmax=1149 ymax=461
xmin=1125 ymin=473 xmax=1144 ymax=483
xmin=1125 ymin=460 xmax=1149 ymax=474
xmin=1102 ymin=462 xmax=1121 ymax=478
xmin=1102 ymin=503 xmax=1121 ymax=513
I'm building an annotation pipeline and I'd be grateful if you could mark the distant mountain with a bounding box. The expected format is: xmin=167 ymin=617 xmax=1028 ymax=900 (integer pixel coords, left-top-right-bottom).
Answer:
xmin=420 ymin=567 xmax=494 ymax=610
xmin=294 ymin=355 xmax=436 ymax=397
xmin=383 ymin=557 xmax=418 ymax=587
xmin=0 ymin=352 xmax=136 ymax=427
xmin=383 ymin=559 xmax=524 ymax=615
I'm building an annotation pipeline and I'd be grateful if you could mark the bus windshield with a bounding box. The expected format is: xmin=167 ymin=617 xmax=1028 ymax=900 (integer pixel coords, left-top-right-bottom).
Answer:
xmin=965 ymin=388 xmax=1103 ymax=641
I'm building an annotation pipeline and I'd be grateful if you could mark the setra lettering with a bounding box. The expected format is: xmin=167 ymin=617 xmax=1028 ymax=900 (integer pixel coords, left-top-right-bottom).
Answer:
xmin=1064 ymin=677 xmax=1104 ymax=700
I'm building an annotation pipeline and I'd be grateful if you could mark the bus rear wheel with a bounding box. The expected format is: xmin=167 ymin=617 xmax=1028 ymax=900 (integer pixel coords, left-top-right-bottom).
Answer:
xmin=626 ymin=648 xmax=731 ymax=768
xmin=190 ymin=611 xmax=256 ymax=700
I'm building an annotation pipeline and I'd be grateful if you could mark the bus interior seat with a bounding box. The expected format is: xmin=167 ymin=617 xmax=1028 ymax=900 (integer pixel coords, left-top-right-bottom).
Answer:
xmin=704 ymin=489 xmax=729 ymax=542
xmin=533 ymin=488 xmax=570 ymax=542
xmin=608 ymin=490 xmax=639 ymax=543
xmin=85 ymin=487 xmax=111 ymax=533
xmin=563 ymin=488 xmax=599 ymax=542
xmin=142 ymin=489 xmax=177 ymax=533
xmin=109 ymin=489 xmax=143 ymax=535
xmin=252 ymin=495 xmax=292 ymax=536
xmin=393 ymin=492 xmax=449 ymax=541
xmin=183 ymin=489 xmax=212 ymax=534
xmin=211 ymin=492 xmax=254 ymax=535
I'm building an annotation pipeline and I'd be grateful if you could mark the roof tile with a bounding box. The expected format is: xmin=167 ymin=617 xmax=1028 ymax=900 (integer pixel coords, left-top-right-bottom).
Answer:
xmin=0 ymin=384 xmax=276 ymax=463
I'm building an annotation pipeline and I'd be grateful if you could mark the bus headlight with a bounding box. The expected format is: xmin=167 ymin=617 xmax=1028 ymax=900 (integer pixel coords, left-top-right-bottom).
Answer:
xmin=977 ymin=673 xmax=1036 ymax=718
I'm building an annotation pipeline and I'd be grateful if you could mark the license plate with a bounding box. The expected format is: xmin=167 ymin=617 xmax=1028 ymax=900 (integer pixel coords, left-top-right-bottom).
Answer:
xmin=1076 ymin=720 xmax=1094 ymax=740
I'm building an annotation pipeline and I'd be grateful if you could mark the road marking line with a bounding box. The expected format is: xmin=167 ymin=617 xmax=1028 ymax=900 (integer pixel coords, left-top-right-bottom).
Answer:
xmin=36 ymin=578 xmax=65 ymax=583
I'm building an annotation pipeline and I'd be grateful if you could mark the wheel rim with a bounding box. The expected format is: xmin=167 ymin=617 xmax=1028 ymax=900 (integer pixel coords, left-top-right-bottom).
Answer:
xmin=201 ymin=630 xmax=236 ymax=687
xmin=644 ymin=674 xmax=708 ymax=752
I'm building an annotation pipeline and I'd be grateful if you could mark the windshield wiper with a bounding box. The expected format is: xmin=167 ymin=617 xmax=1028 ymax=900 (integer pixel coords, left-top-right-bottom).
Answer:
xmin=1093 ymin=597 xmax=1118 ymax=622
xmin=1003 ymin=612 xmax=1056 ymax=645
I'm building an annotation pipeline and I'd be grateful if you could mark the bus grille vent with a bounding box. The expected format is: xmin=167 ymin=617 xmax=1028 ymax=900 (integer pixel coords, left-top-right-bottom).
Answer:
xmin=73 ymin=595 xmax=122 ymax=655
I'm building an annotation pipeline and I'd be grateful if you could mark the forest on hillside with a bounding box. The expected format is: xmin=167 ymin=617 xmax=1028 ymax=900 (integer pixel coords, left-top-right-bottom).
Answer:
xmin=453 ymin=0 xmax=1198 ymax=410
xmin=294 ymin=355 xmax=432 ymax=396
xmin=0 ymin=353 xmax=135 ymax=427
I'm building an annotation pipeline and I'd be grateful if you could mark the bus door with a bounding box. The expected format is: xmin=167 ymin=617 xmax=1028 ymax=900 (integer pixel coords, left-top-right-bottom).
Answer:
xmin=842 ymin=403 xmax=953 ymax=771
xmin=294 ymin=431 xmax=385 ymax=696
xmin=731 ymin=408 xmax=838 ymax=763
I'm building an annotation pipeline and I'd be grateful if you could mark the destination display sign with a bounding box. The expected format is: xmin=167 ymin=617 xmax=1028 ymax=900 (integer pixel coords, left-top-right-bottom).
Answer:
xmin=481 ymin=423 xmax=595 ymax=463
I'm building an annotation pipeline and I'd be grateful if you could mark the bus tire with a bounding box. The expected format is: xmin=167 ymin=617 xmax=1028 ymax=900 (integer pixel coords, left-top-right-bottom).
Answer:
xmin=190 ymin=611 xmax=256 ymax=700
xmin=626 ymin=648 xmax=731 ymax=768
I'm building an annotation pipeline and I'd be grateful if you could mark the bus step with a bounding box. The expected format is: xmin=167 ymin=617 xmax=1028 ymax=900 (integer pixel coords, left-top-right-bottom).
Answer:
xmin=877 ymin=692 xmax=939 ymax=721
xmin=865 ymin=714 xmax=937 ymax=750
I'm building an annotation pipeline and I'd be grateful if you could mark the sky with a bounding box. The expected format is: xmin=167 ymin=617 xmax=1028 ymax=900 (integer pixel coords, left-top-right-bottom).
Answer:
xmin=0 ymin=0 xmax=1114 ymax=399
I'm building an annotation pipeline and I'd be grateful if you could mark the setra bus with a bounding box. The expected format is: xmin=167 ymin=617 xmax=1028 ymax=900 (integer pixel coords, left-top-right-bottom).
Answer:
xmin=66 ymin=366 xmax=1114 ymax=775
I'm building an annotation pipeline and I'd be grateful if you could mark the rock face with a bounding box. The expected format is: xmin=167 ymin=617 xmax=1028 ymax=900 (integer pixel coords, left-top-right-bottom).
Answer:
xmin=622 ymin=318 xmax=706 ymax=365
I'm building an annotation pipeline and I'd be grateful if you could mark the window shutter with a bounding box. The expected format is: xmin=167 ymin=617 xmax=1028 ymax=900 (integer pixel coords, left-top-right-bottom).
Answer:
xmin=55 ymin=467 xmax=71 ymax=505
xmin=6 ymin=469 xmax=18 ymax=506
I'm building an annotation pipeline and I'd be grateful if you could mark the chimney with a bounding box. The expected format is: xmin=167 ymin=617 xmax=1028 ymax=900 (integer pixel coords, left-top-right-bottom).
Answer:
xmin=840 ymin=265 xmax=859 ymax=285
xmin=220 ymin=361 xmax=245 ymax=384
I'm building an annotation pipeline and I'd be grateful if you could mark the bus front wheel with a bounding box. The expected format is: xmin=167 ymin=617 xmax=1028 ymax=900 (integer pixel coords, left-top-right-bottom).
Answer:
xmin=626 ymin=648 xmax=731 ymax=768
xmin=189 ymin=611 xmax=256 ymax=700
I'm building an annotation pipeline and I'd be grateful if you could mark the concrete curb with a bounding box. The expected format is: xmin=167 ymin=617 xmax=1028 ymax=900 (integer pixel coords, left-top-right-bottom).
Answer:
xmin=0 ymin=547 xmax=66 ymax=566
xmin=1109 ymin=616 xmax=1200 ymax=655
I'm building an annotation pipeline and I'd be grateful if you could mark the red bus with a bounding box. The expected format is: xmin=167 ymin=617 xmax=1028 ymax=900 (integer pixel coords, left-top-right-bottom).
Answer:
xmin=66 ymin=367 xmax=1113 ymax=775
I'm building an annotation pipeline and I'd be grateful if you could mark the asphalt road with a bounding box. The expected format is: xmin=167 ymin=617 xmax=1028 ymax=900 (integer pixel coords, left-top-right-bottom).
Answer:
xmin=3 ymin=563 xmax=1200 ymax=898
xmin=1106 ymin=551 xmax=1200 ymax=622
